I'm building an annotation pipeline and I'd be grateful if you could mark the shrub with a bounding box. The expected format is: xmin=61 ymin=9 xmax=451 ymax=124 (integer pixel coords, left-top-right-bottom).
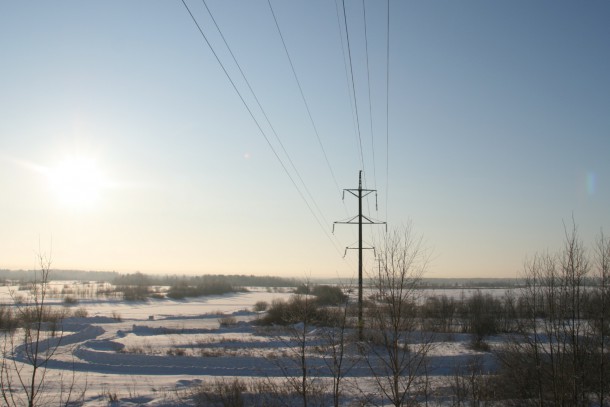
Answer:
xmin=461 ymin=290 xmax=501 ymax=343
xmin=20 ymin=306 xmax=69 ymax=325
xmin=311 ymin=285 xmax=347 ymax=306
xmin=167 ymin=279 xmax=235 ymax=299
xmin=63 ymin=295 xmax=78 ymax=305
xmin=258 ymin=296 xmax=334 ymax=326
xmin=420 ymin=295 xmax=457 ymax=332
xmin=167 ymin=348 xmax=187 ymax=357
xmin=253 ymin=301 xmax=269 ymax=312
xmin=118 ymin=285 xmax=150 ymax=301
xmin=106 ymin=392 xmax=119 ymax=402
xmin=72 ymin=307 xmax=89 ymax=318
xmin=190 ymin=378 xmax=247 ymax=407
xmin=259 ymin=298 xmax=291 ymax=325
xmin=219 ymin=316 xmax=238 ymax=327
xmin=294 ymin=284 xmax=310 ymax=295
xmin=0 ymin=305 xmax=18 ymax=331
xmin=293 ymin=284 xmax=347 ymax=306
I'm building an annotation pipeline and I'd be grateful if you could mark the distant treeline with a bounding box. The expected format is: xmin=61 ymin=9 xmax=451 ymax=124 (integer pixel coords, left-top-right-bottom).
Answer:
xmin=0 ymin=269 xmax=299 ymax=287
xmin=418 ymin=277 xmax=524 ymax=288
xmin=312 ymin=277 xmax=525 ymax=288
xmin=0 ymin=269 xmax=120 ymax=283
xmin=111 ymin=273 xmax=298 ymax=300
xmin=113 ymin=272 xmax=299 ymax=288
xmin=0 ymin=269 xmax=555 ymax=289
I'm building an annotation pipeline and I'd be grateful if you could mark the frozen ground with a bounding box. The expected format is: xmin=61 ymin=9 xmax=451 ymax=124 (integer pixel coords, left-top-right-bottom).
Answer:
xmin=1 ymin=285 xmax=498 ymax=406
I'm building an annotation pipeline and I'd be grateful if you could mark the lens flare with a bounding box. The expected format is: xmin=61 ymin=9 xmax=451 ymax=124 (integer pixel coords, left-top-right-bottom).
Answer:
xmin=586 ymin=171 xmax=596 ymax=196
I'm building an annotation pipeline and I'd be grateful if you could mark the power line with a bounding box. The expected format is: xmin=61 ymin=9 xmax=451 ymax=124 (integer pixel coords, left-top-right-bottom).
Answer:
xmin=180 ymin=0 xmax=345 ymax=257
xmin=266 ymin=0 xmax=357 ymax=268
xmin=267 ymin=0 xmax=342 ymax=196
xmin=334 ymin=0 xmax=361 ymax=174
xmin=385 ymin=0 xmax=390 ymax=225
xmin=200 ymin=0 xmax=333 ymax=231
xmin=333 ymin=0 xmax=364 ymax=244
xmin=359 ymin=0 xmax=376 ymax=222
xmin=341 ymin=0 xmax=365 ymax=172
xmin=334 ymin=0 xmax=373 ymax=222
xmin=362 ymin=0 xmax=377 ymax=193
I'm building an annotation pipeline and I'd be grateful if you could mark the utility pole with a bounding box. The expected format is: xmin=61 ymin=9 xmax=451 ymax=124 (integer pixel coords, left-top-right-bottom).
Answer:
xmin=333 ymin=171 xmax=386 ymax=339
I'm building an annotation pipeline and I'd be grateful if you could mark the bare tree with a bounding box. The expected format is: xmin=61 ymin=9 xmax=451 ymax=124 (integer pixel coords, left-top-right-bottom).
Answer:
xmin=420 ymin=294 xmax=457 ymax=333
xmin=266 ymin=282 xmax=325 ymax=407
xmin=449 ymin=355 xmax=493 ymax=407
xmin=463 ymin=290 xmax=501 ymax=350
xmin=263 ymin=280 xmax=358 ymax=406
xmin=594 ymin=231 xmax=610 ymax=406
xmin=317 ymin=282 xmax=360 ymax=407
xmin=496 ymin=222 xmax=593 ymax=406
xmin=0 ymin=253 xmax=84 ymax=407
xmin=363 ymin=225 xmax=433 ymax=406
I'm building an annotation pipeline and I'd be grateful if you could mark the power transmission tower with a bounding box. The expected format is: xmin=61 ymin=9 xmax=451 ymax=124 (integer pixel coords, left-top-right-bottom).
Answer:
xmin=333 ymin=170 xmax=386 ymax=339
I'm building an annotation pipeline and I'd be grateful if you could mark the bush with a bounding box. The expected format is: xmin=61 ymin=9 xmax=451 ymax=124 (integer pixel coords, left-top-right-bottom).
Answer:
xmin=258 ymin=299 xmax=287 ymax=325
xmin=219 ymin=316 xmax=238 ymax=327
xmin=190 ymin=378 xmax=247 ymax=407
xmin=461 ymin=290 xmax=501 ymax=343
xmin=253 ymin=301 xmax=268 ymax=312
xmin=0 ymin=305 xmax=18 ymax=331
xmin=72 ymin=307 xmax=89 ymax=318
xmin=118 ymin=285 xmax=150 ymax=301
xmin=293 ymin=284 xmax=347 ymax=306
xmin=420 ymin=295 xmax=457 ymax=332
xmin=20 ymin=306 xmax=69 ymax=325
xmin=258 ymin=296 xmax=335 ymax=326
xmin=167 ymin=279 xmax=236 ymax=299
xmin=294 ymin=284 xmax=310 ymax=295
xmin=311 ymin=285 xmax=347 ymax=306
xmin=167 ymin=348 xmax=187 ymax=357
xmin=63 ymin=295 xmax=78 ymax=305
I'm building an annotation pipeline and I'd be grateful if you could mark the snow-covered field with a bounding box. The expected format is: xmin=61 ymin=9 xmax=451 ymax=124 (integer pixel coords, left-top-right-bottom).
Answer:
xmin=0 ymin=284 xmax=498 ymax=406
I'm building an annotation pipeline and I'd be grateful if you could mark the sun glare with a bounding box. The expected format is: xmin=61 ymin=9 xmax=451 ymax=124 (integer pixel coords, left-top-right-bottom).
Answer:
xmin=48 ymin=156 xmax=106 ymax=208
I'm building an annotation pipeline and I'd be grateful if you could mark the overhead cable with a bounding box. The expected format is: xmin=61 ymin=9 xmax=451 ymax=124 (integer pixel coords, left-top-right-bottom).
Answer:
xmin=341 ymin=0 xmax=365 ymax=173
xmin=267 ymin=0 xmax=343 ymax=196
xmin=362 ymin=0 xmax=377 ymax=193
xmin=334 ymin=0 xmax=360 ymax=174
xmin=180 ymin=0 xmax=345 ymax=257
xmin=200 ymin=0 xmax=333 ymax=231
xmin=385 ymin=0 xmax=390 ymax=225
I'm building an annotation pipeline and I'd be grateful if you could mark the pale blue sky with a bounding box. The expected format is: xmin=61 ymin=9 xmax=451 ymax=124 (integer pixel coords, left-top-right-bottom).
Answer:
xmin=1 ymin=1 xmax=608 ymax=278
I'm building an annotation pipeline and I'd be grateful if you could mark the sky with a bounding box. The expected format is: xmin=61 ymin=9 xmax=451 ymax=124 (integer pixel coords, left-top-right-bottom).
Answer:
xmin=1 ymin=1 xmax=609 ymax=279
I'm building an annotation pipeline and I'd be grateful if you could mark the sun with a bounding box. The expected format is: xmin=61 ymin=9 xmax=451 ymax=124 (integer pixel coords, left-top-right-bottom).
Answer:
xmin=48 ymin=156 xmax=106 ymax=208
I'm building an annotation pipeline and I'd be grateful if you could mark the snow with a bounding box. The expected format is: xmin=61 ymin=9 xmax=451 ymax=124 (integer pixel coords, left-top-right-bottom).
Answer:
xmin=0 ymin=285 xmax=498 ymax=406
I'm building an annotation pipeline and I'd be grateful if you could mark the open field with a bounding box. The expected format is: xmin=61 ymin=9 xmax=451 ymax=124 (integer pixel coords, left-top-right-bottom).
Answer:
xmin=0 ymin=283 xmax=503 ymax=406
xmin=1 ymin=258 xmax=609 ymax=407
